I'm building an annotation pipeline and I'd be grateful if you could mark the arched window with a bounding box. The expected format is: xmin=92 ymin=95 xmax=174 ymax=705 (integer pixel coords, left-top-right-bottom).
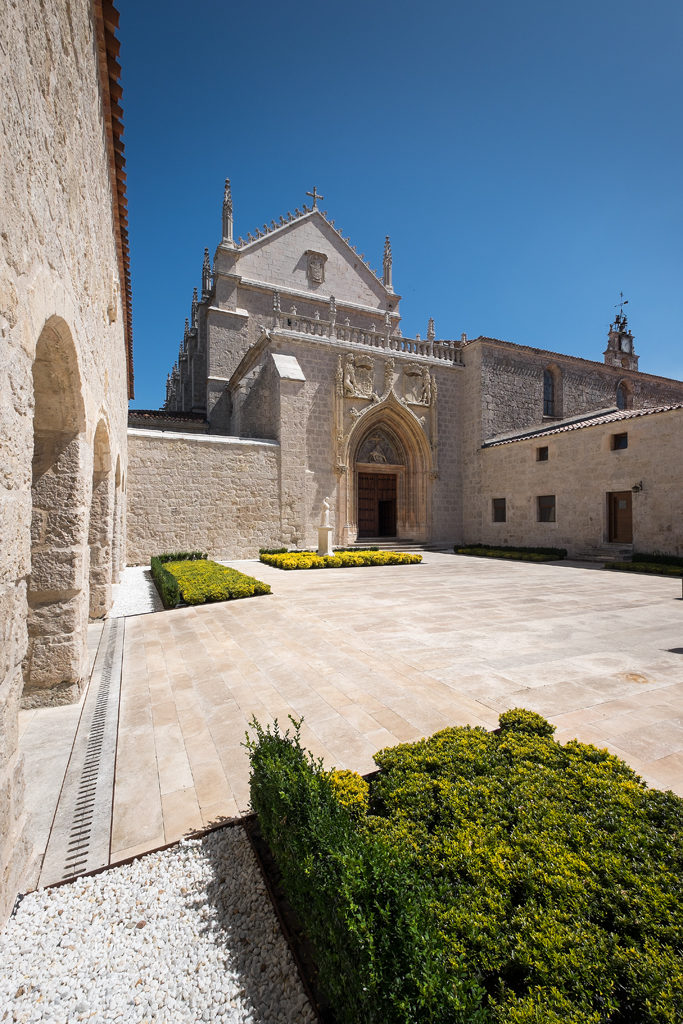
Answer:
xmin=543 ymin=369 xmax=556 ymax=417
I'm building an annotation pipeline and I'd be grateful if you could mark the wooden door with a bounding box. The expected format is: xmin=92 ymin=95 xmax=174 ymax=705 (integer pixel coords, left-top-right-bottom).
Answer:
xmin=377 ymin=474 xmax=397 ymax=536
xmin=358 ymin=473 xmax=378 ymax=537
xmin=608 ymin=491 xmax=633 ymax=543
xmin=358 ymin=473 xmax=397 ymax=537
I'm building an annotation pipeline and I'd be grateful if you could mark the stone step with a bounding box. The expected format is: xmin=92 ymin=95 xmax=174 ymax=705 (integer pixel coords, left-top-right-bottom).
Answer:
xmin=345 ymin=539 xmax=425 ymax=552
xmin=573 ymin=545 xmax=633 ymax=563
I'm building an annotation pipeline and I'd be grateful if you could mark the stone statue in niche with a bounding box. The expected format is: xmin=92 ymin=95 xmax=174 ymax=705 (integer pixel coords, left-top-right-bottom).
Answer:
xmin=420 ymin=367 xmax=432 ymax=405
xmin=342 ymin=353 xmax=374 ymax=399
xmin=383 ymin=357 xmax=395 ymax=395
xmin=306 ymin=250 xmax=327 ymax=285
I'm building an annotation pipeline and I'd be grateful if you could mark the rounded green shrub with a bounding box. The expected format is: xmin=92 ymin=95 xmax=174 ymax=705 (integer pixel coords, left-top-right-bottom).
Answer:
xmin=498 ymin=708 xmax=556 ymax=737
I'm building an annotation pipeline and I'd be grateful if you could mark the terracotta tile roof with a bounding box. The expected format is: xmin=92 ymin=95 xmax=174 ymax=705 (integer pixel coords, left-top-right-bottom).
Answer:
xmin=93 ymin=1 xmax=134 ymax=398
xmin=128 ymin=409 xmax=208 ymax=424
xmin=483 ymin=404 xmax=683 ymax=447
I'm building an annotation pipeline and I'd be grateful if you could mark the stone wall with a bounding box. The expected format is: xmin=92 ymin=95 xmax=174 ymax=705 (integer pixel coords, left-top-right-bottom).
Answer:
xmin=126 ymin=431 xmax=281 ymax=562
xmin=469 ymin=408 xmax=683 ymax=557
xmin=476 ymin=339 xmax=683 ymax=440
xmin=0 ymin=0 xmax=129 ymax=920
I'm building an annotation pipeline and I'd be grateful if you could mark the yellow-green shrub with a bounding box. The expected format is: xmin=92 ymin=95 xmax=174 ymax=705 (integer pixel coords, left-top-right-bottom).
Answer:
xmin=163 ymin=559 xmax=270 ymax=605
xmin=248 ymin=711 xmax=683 ymax=1024
xmin=329 ymin=769 xmax=369 ymax=818
xmin=260 ymin=550 xmax=422 ymax=570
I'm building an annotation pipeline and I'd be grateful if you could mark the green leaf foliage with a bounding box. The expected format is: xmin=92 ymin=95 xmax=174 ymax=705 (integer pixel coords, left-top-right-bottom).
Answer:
xmin=454 ymin=545 xmax=567 ymax=562
xmin=247 ymin=713 xmax=683 ymax=1024
xmin=164 ymin=559 xmax=270 ymax=605
xmin=608 ymin=561 xmax=683 ymax=578
xmin=259 ymin=550 xmax=422 ymax=570
xmin=150 ymin=555 xmax=181 ymax=608
xmin=156 ymin=550 xmax=207 ymax=563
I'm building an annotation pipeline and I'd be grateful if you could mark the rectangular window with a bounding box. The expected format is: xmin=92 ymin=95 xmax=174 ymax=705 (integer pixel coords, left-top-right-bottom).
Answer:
xmin=537 ymin=494 xmax=556 ymax=522
xmin=611 ymin=432 xmax=628 ymax=450
xmin=492 ymin=498 xmax=506 ymax=523
xmin=536 ymin=446 xmax=549 ymax=461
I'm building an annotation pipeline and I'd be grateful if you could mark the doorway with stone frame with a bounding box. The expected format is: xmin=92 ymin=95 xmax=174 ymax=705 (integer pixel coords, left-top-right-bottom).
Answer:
xmin=357 ymin=470 xmax=398 ymax=538
xmin=339 ymin=400 xmax=433 ymax=544
xmin=608 ymin=490 xmax=633 ymax=543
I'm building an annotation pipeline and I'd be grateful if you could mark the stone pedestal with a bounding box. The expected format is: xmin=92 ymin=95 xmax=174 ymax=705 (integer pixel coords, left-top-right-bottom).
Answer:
xmin=317 ymin=526 xmax=333 ymax=557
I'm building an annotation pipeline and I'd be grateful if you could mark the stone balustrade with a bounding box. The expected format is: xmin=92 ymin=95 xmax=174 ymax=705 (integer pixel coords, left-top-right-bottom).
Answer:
xmin=275 ymin=310 xmax=463 ymax=365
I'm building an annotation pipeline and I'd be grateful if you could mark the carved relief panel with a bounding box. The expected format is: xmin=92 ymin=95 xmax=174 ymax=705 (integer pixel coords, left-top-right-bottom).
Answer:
xmin=403 ymin=365 xmax=435 ymax=406
xmin=341 ymin=353 xmax=375 ymax=399
xmin=306 ymin=250 xmax=327 ymax=285
xmin=357 ymin=428 xmax=403 ymax=466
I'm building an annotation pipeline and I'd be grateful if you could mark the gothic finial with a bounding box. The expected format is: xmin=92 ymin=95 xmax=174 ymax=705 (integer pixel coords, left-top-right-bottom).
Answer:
xmin=427 ymin=317 xmax=435 ymax=341
xmin=383 ymin=235 xmax=393 ymax=291
xmin=202 ymin=247 xmax=211 ymax=298
xmin=222 ymin=178 xmax=234 ymax=245
xmin=191 ymin=287 xmax=198 ymax=329
xmin=329 ymin=294 xmax=336 ymax=318
xmin=295 ymin=207 xmax=302 ymax=217
xmin=273 ymin=290 xmax=281 ymax=313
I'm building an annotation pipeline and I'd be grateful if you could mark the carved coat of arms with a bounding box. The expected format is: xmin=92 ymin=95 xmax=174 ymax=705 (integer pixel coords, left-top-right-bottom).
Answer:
xmin=341 ymin=353 xmax=374 ymax=399
xmin=306 ymin=250 xmax=327 ymax=285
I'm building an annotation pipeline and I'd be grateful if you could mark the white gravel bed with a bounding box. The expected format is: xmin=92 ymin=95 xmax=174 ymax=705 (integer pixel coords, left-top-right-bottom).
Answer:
xmin=1 ymin=826 xmax=316 ymax=1024
xmin=110 ymin=566 xmax=163 ymax=618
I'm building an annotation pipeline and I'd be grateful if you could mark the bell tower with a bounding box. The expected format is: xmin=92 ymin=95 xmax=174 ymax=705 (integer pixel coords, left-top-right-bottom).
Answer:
xmin=604 ymin=294 xmax=638 ymax=371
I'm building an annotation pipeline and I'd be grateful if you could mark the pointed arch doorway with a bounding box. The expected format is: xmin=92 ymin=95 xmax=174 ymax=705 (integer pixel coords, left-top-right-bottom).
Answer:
xmin=356 ymin=428 xmax=403 ymax=538
xmin=339 ymin=401 xmax=433 ymax=544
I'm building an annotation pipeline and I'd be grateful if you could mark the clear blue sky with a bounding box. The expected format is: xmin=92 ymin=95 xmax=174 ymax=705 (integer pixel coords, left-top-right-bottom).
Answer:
xmin=119 ymin=0 xmax=683 ymax=408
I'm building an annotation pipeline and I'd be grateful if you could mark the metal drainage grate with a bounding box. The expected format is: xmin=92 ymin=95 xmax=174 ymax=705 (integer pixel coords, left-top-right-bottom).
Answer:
xmin=39 ymin=617 xmax=125 ymax=887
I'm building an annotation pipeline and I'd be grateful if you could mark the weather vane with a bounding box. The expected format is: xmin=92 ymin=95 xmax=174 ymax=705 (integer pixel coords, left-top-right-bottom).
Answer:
xmin=614 ymin=291 xmax=629 ymax=316
xmin=306 ymin=185 xmax=324 ymax=209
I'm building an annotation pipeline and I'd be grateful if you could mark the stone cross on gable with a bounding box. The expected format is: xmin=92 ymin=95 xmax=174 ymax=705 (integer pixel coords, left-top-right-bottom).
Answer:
xmin=306 ymin=186 xmax=324 ymax=209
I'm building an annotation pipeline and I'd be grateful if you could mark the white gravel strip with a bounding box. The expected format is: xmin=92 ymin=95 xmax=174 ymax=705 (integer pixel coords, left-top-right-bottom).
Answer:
xmin=1 ymin=826 xmax=316 ymax=1024
xmin=110 ymin=566 xmax=163 ymax=618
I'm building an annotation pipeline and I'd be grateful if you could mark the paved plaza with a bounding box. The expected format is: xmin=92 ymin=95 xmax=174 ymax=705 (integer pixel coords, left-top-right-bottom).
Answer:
xmin=20 ymin=553 xmax=683 ymax=884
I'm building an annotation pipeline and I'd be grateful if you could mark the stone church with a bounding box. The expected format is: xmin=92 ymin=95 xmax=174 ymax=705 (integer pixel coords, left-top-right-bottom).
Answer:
xmin=127 ymin=182 xmax=683 ymax=561
xmin=2 ymin=0 xmax=682 ymax=929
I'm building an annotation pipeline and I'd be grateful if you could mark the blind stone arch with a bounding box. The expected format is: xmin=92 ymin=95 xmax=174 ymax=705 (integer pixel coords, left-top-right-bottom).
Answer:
xmin=24 ymin=317 xmax=88 ymax=707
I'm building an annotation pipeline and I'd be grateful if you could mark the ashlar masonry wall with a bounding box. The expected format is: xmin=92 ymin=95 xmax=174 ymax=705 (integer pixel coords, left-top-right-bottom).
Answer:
xmin=470 ymin=408 xmax=683 ymax=557
xmin=126 ymin=431 xmax=281 ymax=562
xmin=1 ymin=0 xmax=129 ymax=920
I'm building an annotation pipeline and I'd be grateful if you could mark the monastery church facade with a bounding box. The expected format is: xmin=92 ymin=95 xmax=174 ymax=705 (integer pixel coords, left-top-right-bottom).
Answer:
xmin=1 ymin=0 xmax=682 ymax=926
xmin=127 ymin=182 xmax=683 ymax=561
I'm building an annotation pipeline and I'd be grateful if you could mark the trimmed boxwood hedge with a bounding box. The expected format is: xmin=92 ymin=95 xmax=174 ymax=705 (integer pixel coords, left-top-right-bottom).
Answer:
xmin=259 ymin=550 xmax=422 ymax=570
xmin=248 ymin=713 xmax=683 ymax=1024
xmin=454 ymin=544 xmax=567 ymax=562
xmin=151 ymin=553 xmax=270 ymax=607
xmin=164 ymin=558 xmax=270 ymax=605
xmin=608 ymin=561 xmax=683 ymax=578
xmin=632 ymin=552 xmax=683 ymax=567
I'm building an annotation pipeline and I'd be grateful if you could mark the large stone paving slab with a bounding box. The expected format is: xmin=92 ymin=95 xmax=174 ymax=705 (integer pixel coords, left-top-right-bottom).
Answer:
xmin=110 ymin=553 xmax=683 ymax=860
